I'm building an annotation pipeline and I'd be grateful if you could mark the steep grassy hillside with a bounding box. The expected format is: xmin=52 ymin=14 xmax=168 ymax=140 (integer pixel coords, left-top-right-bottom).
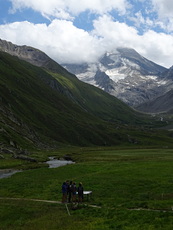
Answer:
xmin=0 ymin=52 xmax=120 ymax=148
xmin=0 ymin=51 xmax=172 ymax=152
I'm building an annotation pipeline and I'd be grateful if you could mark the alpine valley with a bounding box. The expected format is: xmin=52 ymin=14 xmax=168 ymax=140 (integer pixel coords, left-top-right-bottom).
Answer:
xmin=2 ymin=36 xmax=173 ymax=230
xmin=0 ymin=39 xmax=173 ymax=156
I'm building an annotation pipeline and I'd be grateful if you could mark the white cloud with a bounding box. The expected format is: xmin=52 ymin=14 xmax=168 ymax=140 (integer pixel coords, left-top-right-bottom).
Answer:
xmin=92 ymin=15 xmax=139 ymax=48
xmin=1 ymin=11 xmax=173 ymax=68
xmin=9 ymin=0 xmax=130 ymax=19
xmin=139 ymin=30 xmax=173 ymax=67
xmin=92 ymin=15 xmax=173 ymax=68
xmin=150 ymin=0 xmax=173 ymax=32
xmin=0 ymin=20 xmax=104 ymax=64
xmin=129 ymin=11 xmax=154 ymax=30
xmin=151 ymin=0 xmax=173 ymax=18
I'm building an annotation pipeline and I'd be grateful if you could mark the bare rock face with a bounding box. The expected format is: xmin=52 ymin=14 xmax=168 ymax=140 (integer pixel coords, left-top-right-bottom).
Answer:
xmin=136 ymin=89 xmax=173 ymax=114
xmin=0 ymin=39 xmax=74 ymax=76
xmin=0 ymin=39 xmax=49 ymax=67
xmin=63 ymin=48 xmax=168 ymax=107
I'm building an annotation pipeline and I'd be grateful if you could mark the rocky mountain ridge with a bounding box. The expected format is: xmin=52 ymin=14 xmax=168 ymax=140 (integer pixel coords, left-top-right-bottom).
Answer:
xmin=0 ymin=39 xmax=74 ymax=77
xmin=136 ymin=68 xmax=173 ymax=114
xmin=0 ymin=39 xmax=48 ymax=67
xmin=63 ymin=48 xmax=169 ymax=107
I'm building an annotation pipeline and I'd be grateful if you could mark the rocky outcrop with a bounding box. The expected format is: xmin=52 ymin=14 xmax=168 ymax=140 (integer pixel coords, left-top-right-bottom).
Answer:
xmin=136 ymin=67 xmax=173 ymax=113
xmin=0 ymin=39 xmax=44 ymax=66
xmin=0 ymin=39 xmax=75 ymax=77
xmin=0 ymin=145 xmax=37 ymax=162
xmin=136 ymin=89 xmax=173 ymax=114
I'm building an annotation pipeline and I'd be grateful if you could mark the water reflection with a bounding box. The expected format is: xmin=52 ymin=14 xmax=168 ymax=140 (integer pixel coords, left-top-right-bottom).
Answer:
xmin=46 ymin=157 xmax=75 ymax=168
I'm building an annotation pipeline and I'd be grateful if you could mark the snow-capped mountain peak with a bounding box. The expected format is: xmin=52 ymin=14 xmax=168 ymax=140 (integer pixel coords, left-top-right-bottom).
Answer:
xmin=63 ymin=48 xmax=168 ymax=107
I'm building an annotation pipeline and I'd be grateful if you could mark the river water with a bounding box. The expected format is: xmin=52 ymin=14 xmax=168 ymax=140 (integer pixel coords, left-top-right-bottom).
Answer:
xmin=46 ymin=157 xmax=75 ymax=168
xmin=0 ymin=169 xmax=22 ymax=179
xmin=0 ymin=157 xmax=74 ymax=179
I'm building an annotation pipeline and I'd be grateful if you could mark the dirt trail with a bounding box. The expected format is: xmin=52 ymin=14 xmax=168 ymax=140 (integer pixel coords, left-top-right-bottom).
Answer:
xmin=0 ymin=197 xmax=101 ymax=208
xmin=1 ymin=197 xmax=172 ymax=212
xmin=0 ymin=197 xmax=61 ymax=204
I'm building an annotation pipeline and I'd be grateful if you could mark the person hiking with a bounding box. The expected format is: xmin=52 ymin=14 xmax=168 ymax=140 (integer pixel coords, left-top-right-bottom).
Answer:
xmin=68 ymin=181 xmax=73 ymax=203
xmin=77 ymin=182 xmax=84 ymax=203
xmin=71 ymin=182 xmax=77 ymax=203
xmin=61 ymin=182 xmax=67 ymax=203
xmin=66 ymin=180 xmax=70 ymax=201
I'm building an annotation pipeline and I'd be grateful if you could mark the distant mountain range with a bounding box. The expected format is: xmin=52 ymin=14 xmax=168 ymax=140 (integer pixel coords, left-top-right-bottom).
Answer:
xmin=63 ymin=48 xmax=173 ymax=111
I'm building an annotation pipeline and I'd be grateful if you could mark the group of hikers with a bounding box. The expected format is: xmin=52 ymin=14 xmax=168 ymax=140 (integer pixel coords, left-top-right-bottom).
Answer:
xmin=62 ymin=180 xmax=84 ymax=203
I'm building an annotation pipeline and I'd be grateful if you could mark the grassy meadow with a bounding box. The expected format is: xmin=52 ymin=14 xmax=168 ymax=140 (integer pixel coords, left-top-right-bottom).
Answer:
xmin=1 ymin=147 xmax=173 ymax=229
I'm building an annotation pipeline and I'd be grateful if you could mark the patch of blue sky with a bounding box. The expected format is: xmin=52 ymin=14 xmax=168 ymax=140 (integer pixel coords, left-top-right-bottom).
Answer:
xmin=14 ymin=8 xmax=50 ymax=24
xmin=73 ymin=10 xmax=98 ymax=31
xmin=0 ymin=0 xmax=11 ymax=24
xmin=120 ymin=1 xmax=166 ymax=35
xmin=109 ymin=10 xmax=127 ymax=23
xmin=0 ymin=0 xmax=49 ymax=25
xmin=74 ymin=9 xmax=134 ymax=32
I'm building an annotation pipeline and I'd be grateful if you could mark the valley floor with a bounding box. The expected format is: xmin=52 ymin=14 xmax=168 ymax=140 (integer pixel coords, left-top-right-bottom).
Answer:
xmin=1 ymin=147 xmax=173 ymax=229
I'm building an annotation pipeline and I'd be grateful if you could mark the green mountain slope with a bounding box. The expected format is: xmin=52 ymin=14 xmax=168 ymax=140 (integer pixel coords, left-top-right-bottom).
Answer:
xmin=0 ymin=51 xmax=172 ymax=151
xmin=0 ymin=51 xmax=113 ymax=147
xmin=50 ymin=72 xmax=136 ymax=123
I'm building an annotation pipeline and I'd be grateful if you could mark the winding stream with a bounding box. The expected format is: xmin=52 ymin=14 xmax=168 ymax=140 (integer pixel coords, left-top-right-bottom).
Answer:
xmin=0 ymin=157 xmax=74 ymax=179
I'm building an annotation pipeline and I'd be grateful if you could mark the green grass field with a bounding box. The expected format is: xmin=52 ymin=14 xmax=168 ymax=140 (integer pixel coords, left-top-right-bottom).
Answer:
xmin=1 ymin=147 xmax=173 ymax=229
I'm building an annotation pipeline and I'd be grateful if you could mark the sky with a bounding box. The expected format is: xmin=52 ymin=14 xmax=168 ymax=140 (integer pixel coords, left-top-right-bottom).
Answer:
xmin=0 ymin=0 xmax=173 ymax=68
